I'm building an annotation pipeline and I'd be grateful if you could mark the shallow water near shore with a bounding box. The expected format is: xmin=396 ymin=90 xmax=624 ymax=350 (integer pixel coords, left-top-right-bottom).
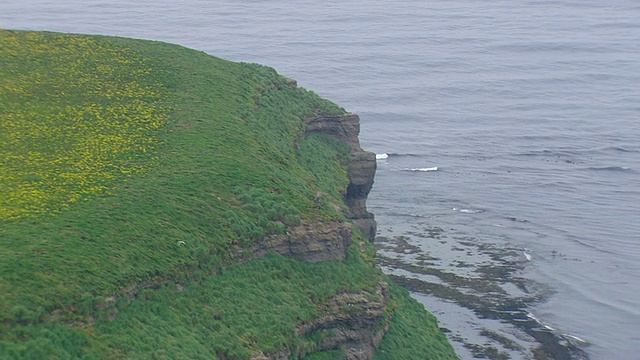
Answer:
xmin=374 ymin=219 xmax=588 ymax=359
xmin=3 ymin=1 xmax=640 ymax=358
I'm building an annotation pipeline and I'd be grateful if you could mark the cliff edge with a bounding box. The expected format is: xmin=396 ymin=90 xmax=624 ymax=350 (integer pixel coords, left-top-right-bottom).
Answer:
xmin=306 ymin=114 xmax=378 ymax=242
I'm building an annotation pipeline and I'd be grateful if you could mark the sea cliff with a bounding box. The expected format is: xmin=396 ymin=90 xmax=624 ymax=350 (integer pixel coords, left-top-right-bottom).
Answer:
xmin=0 ymin=29 xmax=456 ymax=359
xmin=306 ymin=114 xmax=378 ymax=242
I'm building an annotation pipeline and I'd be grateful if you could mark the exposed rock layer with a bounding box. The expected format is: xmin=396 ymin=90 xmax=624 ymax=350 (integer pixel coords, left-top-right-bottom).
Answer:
xmin=305 ymin=114 xmax=377 ymax=241
xmin=296 ymin=281 xmax=390 ymax=359
xmin=252 ymin=281 xmax=390 ymax=360
xmin=240 ymin=219 xmax=354 ymax=263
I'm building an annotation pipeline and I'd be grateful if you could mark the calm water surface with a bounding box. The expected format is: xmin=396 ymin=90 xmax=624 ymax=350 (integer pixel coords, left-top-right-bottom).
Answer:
xmin=2 ymin=1 xmax=639 ymax=358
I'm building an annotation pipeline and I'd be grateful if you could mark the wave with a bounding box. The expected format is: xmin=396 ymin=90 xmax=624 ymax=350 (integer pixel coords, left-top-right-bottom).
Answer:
xmin=402 ymin=167 xmax=438 ymax=172
xmin=375 ymin=152 xmax=421 ymax=159
xmin=452 ymin=208 xmax=483 ymax=214
xmin=514 ymin=146 xmax=639 ymax=160
xmin=505 ymin=216 xmax=529 ymax=223
xmin=514 ymin=149 xmax=557 ymax=157
xmin=598 ymin=146 xmax=639 ymax=153
xmin=562 ymin=333 xmax=588 ymax=344
xmin=525 ymin=312 xmax=588 ymax=344
xmin=386 ymin=211 xmax=425 ymax=218
xmin=512 ymin=149 xmax=582 ymax=158
xmin=586 ymin=166 xmax=633 ymax=172
xmin=569 ymin=236 xmax=623 ymax=256
xmin=510 ymin=150 xmax=583 ymax=165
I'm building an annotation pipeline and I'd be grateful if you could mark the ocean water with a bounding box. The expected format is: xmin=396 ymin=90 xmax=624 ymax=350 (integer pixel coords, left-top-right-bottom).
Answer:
xmin=2 ymin=1 xmax=639 ymax=358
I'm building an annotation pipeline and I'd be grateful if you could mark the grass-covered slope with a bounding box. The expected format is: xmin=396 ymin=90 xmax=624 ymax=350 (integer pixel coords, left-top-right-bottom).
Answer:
xmin=0 ymin=30 xmax=456 ymax=359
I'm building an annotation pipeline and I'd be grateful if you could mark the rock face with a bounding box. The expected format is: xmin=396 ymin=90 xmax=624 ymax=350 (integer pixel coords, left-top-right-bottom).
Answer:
xmin=242 ymin=113 xmax=384 ymax=359
xmin=305 ymin=114 xmax=377 ymax=241
xmin=296 ymin=281 xmax=390 ymax=360
xmin=251 ymin=281 xmax=390 ymax=360
xmin=242 ymin=219 xmax=354 ymax=263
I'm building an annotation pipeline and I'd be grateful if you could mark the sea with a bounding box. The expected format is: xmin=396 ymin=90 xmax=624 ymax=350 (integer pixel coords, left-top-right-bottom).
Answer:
xmin=2 ymin=1 xmax=639 ymax=359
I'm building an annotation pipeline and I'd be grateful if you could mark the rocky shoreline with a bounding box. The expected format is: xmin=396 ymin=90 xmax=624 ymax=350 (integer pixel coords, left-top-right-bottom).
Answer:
xmin=374 ymin=225 xmax=590 ymax=360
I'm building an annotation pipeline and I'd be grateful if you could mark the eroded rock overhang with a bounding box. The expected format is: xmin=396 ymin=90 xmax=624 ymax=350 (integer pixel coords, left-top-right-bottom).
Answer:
xmin=305 ymin=114 xmax=377 ymax=242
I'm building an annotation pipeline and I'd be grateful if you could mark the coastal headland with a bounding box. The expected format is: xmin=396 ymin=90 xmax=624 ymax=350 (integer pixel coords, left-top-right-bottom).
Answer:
xmin=0 ymin=30 xmax=456 ymax=359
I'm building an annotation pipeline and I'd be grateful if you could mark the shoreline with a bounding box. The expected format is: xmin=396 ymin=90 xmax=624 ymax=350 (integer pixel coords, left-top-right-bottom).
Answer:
xmin=375 ymin=227 xmax=589 ymax=360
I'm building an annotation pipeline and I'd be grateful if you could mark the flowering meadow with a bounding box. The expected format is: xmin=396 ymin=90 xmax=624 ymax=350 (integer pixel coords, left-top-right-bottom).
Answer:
xmin=0 ymin=30 xmax=166 ymax=220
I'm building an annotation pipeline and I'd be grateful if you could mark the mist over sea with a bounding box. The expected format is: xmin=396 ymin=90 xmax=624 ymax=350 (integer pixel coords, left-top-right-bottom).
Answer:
xmin=2 ymin=1 xmax=639 ymax=358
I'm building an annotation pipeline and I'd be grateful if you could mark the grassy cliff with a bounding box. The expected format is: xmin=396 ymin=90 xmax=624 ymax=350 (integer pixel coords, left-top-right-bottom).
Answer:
xmin=0 ymin=30 xmax=456 ymax=359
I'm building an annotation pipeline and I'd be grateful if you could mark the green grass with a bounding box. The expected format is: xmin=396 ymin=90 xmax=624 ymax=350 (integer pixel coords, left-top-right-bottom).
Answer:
xmin=0 ymin=31 xmax=166 ymax=220
xmin=376 ymin=283 xmax=458 ymax=360
xmin=95 ymin=253 xmax=380 ymax=359
xmin=0 ymin=29 xmax=347 ymax=319
xmin=0 ymin=29 xmax=456 ymax=359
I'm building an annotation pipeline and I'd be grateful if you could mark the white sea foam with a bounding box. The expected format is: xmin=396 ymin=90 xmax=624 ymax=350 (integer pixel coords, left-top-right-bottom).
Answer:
xmin=376 ymin=153 xmax=389 ymax=160
xmin=526 ymin=312 xmax=540 ymax=322
xmin=563 ymin=334 xmax=587 ymax=343
xmin=403 ymin=167 xmax=438 ymax=172
xmin=527 ymin=312 xmax=567 ymax=339
xmin=456 ymin=208 xmax=482 ymax=214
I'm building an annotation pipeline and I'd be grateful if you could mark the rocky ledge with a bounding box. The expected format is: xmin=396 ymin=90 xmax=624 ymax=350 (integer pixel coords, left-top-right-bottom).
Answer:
xmin=295 ymin=280 xmax=390 ymax=359
xmin=253 ymin=281 xmax=390 ymax=360
xmin=237 ymin=219 xmax=354 ymax=263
